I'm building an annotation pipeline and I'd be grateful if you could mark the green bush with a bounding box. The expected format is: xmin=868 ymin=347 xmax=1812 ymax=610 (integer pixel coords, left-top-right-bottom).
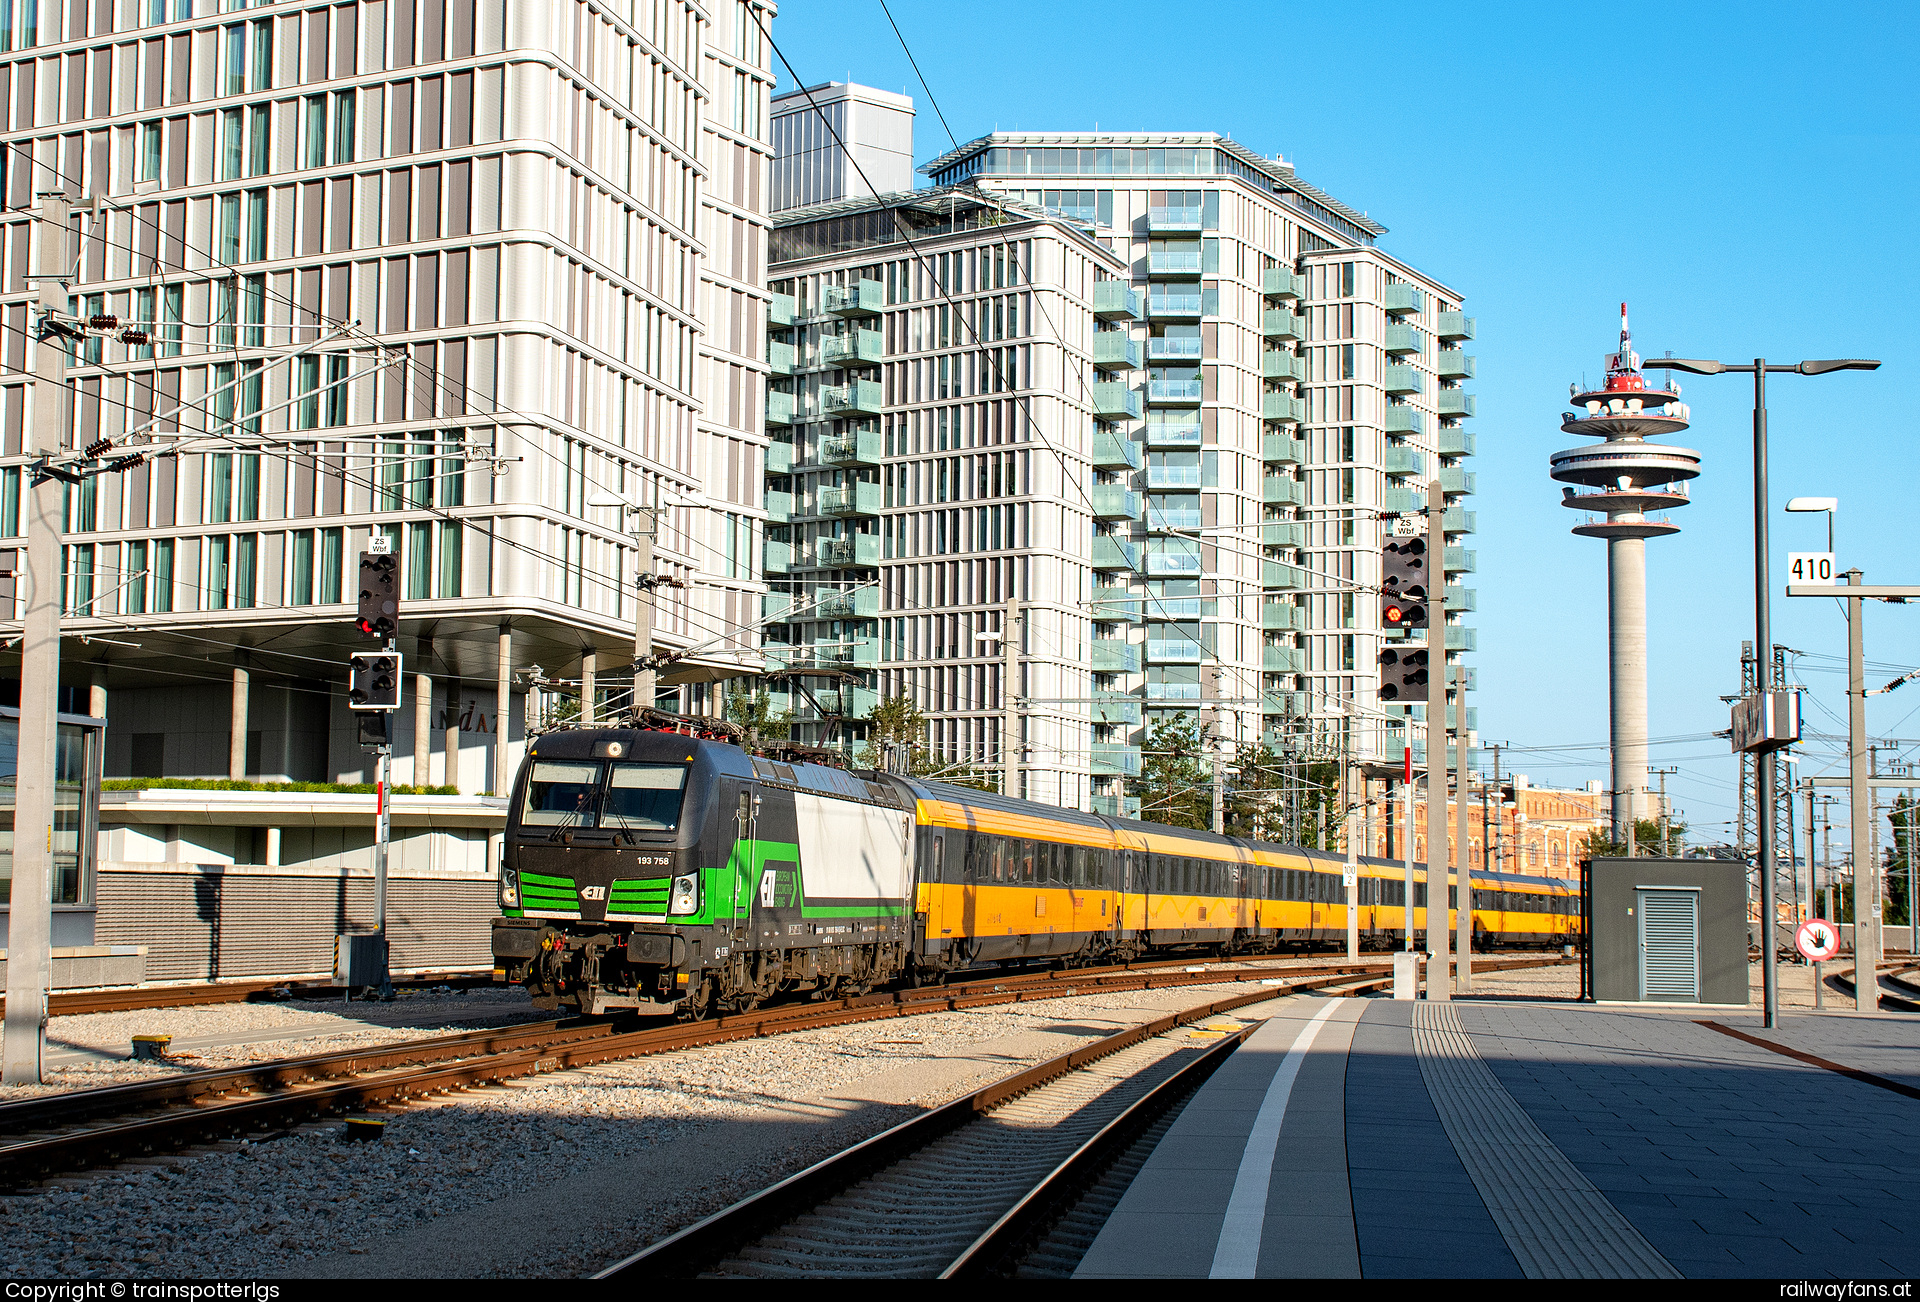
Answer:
xmin=102 ymin=778 xmax=461 ymax=796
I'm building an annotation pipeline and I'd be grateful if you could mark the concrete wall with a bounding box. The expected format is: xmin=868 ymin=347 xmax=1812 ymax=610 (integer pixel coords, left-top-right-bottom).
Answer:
xmin=1592 ymin=857 xmax=1748 ymax=1005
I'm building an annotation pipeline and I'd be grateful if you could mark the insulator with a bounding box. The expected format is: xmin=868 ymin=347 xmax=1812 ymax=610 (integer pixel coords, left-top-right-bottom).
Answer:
xmin=119 ymin=329 xmax=151 ymax=346
xmin=87 ymin=314 xmax=117 ymax=331
xmin=83 ymin=439 xmax=113 ymax=458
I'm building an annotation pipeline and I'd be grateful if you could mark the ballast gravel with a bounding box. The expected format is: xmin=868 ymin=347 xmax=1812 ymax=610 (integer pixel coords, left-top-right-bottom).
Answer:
xmin=0 ymin=972 xmax=1313 ymax=1279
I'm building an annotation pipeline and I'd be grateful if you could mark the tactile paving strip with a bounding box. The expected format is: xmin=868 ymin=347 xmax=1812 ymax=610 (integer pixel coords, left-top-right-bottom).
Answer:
xmin=1411 ymin=1003 xmax=1680 ymax=1279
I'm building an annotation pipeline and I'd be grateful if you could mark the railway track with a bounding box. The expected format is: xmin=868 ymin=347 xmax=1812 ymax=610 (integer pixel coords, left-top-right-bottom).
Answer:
xmin=594 ymin=976 xmax=1384 ymax=1280
xmin=1 ymin=972 xmax=497 ymax=1019
xmin=0 ymin=954 xmax=1567 ymax=1192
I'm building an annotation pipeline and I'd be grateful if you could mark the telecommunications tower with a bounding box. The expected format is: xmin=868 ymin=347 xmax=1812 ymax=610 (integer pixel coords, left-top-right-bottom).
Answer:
xmin=1550 ymin=306 xmax=1701 ymax=844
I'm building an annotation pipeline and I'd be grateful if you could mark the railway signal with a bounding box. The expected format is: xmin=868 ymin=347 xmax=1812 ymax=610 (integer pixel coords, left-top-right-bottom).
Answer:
xmin=1378 ymin=646 xmax=1429 ymax=702
xmin=1381 ymin=537 xmax=1429 ymax=629
xmin=348 ymin=651 xmax=403 ymax=710
xmin=356 ymin=549 xmax=399 ymax=640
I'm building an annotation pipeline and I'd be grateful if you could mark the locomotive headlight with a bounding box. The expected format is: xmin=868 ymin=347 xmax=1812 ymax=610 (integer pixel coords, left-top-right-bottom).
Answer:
xmin=668 ymin=873 xmax=700 ymax=916
xmin=500 ymin=867 xmax=520 ymax=909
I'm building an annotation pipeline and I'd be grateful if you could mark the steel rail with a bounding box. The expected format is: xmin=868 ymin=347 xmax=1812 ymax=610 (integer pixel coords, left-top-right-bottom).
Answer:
xmin=593 ymin=970 xmax=1393 ymax=1280
xmin=0 ymin=973 xmax=497 ymax=1019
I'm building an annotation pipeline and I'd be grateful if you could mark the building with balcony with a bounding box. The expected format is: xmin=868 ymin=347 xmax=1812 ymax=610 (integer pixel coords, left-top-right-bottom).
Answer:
xmin=765 ymin=175 xmax=1127 ymax=806
xmin=918 ymin=133 xmax=1478 ymax=809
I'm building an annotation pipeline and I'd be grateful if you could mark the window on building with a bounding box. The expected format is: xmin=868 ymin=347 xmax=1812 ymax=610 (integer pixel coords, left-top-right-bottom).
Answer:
xmin=223 ymin=25 xmax=245 ymax=96
xmin=291 ymin=529 xmax=313 ymax=604
xmin=318 ymin=528 xmax=342 ymax=602
xmin=407 ymin=522 xmax=431 ymax=598
xmin=323 ymin=355 xmax=349 ymax=426
xmin=304 ymin=95 xmax=327 ymax=168
xmin=217 ymin=193 xmax=241 ymax=265
xmin=248 ymin=105 xmax=270 ymax=176
xmin=250 ymin=20 xmax=271 ymax=91
xmin=332 ymin=91 xmax=356 ymax=164
xmin=161 ymin=286 xmax=183 ymax=356
xmin=234 ymin=533 xmax=256 ymax=608
xmin=140 ymin=122 xmax=163 ymax=181
xmin=437 ymin=522 xmax=462 ymax=597
xmin=125 ymin=539 xmax=148 ymax=614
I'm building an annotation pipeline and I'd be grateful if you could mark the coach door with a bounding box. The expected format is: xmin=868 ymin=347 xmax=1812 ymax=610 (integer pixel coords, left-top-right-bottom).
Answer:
xmin=1637 ymin=888 xmax=1700 ymax=1001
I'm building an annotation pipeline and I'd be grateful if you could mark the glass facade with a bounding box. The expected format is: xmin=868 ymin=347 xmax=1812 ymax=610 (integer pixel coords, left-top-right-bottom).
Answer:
xmin=0 ymin=711 xmax=103 ymax=907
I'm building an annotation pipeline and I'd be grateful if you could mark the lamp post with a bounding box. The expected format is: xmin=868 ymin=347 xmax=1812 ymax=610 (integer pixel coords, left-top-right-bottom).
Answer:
xmin=1644 ymin=356 xmax=1879 ymax=1030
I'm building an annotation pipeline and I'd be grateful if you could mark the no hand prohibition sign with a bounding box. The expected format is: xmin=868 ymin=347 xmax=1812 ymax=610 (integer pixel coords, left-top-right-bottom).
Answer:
xmin=1796 ymin=919 xmax=1841 ymax=963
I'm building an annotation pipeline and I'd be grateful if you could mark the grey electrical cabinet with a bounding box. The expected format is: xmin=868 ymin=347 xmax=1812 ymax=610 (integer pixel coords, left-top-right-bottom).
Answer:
xmin=1588 ymin=857 xmax=1749 ymax=1006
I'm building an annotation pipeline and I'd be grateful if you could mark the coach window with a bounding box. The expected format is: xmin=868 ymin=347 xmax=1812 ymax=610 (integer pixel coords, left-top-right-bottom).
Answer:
xmin=932 ymin=836 xmax=943 ymax=881
xmin=1021 ymin=841 xmax=1035 ymax=882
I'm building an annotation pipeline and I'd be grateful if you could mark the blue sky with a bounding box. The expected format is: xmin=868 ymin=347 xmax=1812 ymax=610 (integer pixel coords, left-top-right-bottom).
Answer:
xmin=771 ymin=0 xmax=1920 ymax=853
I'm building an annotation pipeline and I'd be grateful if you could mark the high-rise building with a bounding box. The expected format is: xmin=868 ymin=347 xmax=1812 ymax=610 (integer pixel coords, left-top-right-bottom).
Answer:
xmin=0 ymin=0 xmax=775 ymax=943
xmin=763 ymin=122 xmax=1478 ymax=814
xmin=770 ymin=82 xmax=915 ymax=212
xmin=922 ymin=134 xmax=1479 ymax=811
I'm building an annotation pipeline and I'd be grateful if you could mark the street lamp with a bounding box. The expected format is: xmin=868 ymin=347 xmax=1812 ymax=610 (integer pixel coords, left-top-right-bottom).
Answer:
xmin=1785 ymin=496 xmax=1838 ymax=554
xmin=1644 ymin=355 xmax=1880 ymax=1030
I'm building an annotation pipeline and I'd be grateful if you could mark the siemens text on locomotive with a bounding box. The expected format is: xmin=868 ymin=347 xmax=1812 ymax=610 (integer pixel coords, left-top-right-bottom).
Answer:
xmin=490 ymin=725 xmax=1581 ymax=1016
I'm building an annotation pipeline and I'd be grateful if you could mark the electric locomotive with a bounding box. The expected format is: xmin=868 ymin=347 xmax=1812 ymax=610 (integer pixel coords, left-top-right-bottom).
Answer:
xmin=490 ymin=721 xmax=1582 ymax=1017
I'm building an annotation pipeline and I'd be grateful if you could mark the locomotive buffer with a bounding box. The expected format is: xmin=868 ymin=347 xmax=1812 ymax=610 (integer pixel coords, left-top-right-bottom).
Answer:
xmin=343 ymin=542 xmax=403 ymax=997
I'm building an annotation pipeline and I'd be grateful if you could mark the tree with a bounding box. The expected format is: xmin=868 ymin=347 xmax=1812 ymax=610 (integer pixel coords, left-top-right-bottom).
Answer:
xmin=1580 ymin=815 xmax=1687 ymax=861
xmin=855 ymin=695 xmax=997 ymax=789
xmin=1130 ymin=714 xmax=1211 ymax=830
xmin=725 ymin=689 xmax=792 ymax=742
xmin=1886 ymin=794 xmax=1915 ymax=926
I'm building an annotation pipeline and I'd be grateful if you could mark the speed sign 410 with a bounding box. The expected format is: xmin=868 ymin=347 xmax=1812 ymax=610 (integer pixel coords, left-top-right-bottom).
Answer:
xmin=1787 ymin=552 xmax=1835 ymax=586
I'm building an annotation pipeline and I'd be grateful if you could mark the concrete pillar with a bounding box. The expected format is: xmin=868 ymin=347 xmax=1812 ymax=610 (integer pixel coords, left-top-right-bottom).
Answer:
xmin=414 ymin=637 xmax=433 ymax=787
xmin=88 ymin=663 xmax=107 ymax=721
xmin=444 ymin=676 xmax=462 ymax=795
xmin=1607 ymin=534 xmax=1648 ymax=842
xmin=580 ymin=649 xmax=596 ymax=724
xmin=494 ymin=622 xmax=511 ymax=797
xmin=265 ymin=826 xmax=282 ymax=867
xmin=229 ymin=655 xmax=249 ymax=781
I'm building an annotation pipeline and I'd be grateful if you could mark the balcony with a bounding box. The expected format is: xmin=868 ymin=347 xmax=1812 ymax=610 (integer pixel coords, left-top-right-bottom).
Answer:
xmin=767 ymin=390 xmax=794 ymax=426
xmin=1147 ymin=249 xmax=1203 ymax=277
xmin=1261 ymin=394 xmax=1305 ymax=423
xmin=1145 ymin=502 xmax=1200 ymax=532
xmin=820 ymin=380 xmax=883 ymax=418
xmin=768 ymin=340 xmax=794 ymax=376
xmin=1091 ymin=485 xmax=1143 ymax=520
xmin=765 ymin=440 xmax=793 ymax=475
xmin=818 ymin=482 xmax=881 ymax=517
xmin=769 ymin=293 xmax=794 ymax=328
xmin=1445 ymin=586 xmax=1477 ymax=612
xmin=1147 ymin=336 xmax=1204 ymax=362
xmin=1093 ymin=333 xmax=1142 ymax=370
xmin=1146 ymin=464 xmax=1202 ymax=489
xmin=762 ymin=591 xmax=791 ymax=623
xmin=814 ymin=586 xmax=880 ymax=620
xmin=1443 ymin=546 xmax=1476 ymax=573
xmin=1262 ymin=309 xmax=1305 ymax=341
xmin=1092 ymin=792 xmax=1141 ymax=818
xmin=1092 ymin=641 xmax=1142 ymax=673
xmin=1262 ymin=267 xmax=1305 ymax=299
xmin=1261 ymin=350 xmax=1306 ymax=382
xmin=1384 ymin=364 xmax=1421 ymax=395
xmin=1262 ymin=434 xmax=1304 ymax=465
xmin=1444 ymin=508 xmax=1476 ymax=534
xmin=1384 ymin=283 xmax=1424 ymax=316
xmin=1092 ymin=382 xmax=1143 ymax=421
xmin=1446 ymin=704 xmax=1478 ymax=732
xmin=1092 ymin=431 xmax=1142 ymax=470
xmin=822 ymin=279 xmax=883 ymax=317
xmin=1260 ymin=521 xmax=1304 ymax=547
xmin=1438 ymin=429 xmax=1477 ymax=458
xmin=1445 ymin=626 xmax=1477 ymax=651
xmin=1146 ymin=637 xmax=1204 ymax=664
xmin=1439 ymin=468 xmax=1476 ymax=496
xmin=1437 ymin=349 xmax=1475 ymax=379
xmin=1093 ymin=693 xmax=1142 ymax=725
xmin=814 ymin=534 xmax=881 ymax=568
xmin=1148 ymin=205 xmax=1203 ymax=232
xmin=1143 ymin=593 xmax=1203 ymax=619
xmin=1144 ymin=681 xmax=1202 ymax=702
xmin=1262 ymin=475 xmax=1303 ymax=506
xmin=1384 ymin=324 xmax=1422 ymax=356
xmin=1093 ymin=281 xmax=1141 ymax=321
xmin=1145 ymin=421 xmax=1202 ymax=448
xmin=1148 ymin=379 xmax=1203 ymax=405
xmin=765 ymin=540 xmax=792 ymax=574
xmin=822 ymin=328 xmax=884 ymax=367
xmin=1093 ymin=586 xmax=1142 ymax=622
xmin=1263 ymin=645 xmax=1306 ymax=673
xmin=1384 ymin=445 xmax=1425 ymax=477
xmin=1261 ymin=601 xmax=1303 ymax=631
xmin=1148 ymin=291 xmax=1204 ymax=319
xmin=1261 ymin=692 xmax=1307 ymax=719
xmin=1092 ymin=535 xmax=1141 ymax=572
xmin=1144 ymin=548 xmax=1202 ymax=577
xmin=821 ymin=426 xmax=881 ymax=467
xmin=1385 ymin=406 xmax=1423 ymax=436
xmin=1092 ymin=744 xmax=1142 ymax=778
xmin=812 ymin=636 xmax=879 ymax=669
xmin=1383 ymin=486 xmax=1426 ymax=514
xmin=1262 ymin=561 xmax=1306 ymax=589
xmin=1438 ymin=391 xmax=1476 ymax=419
xmin=764 ymin=489 xmax=792 ymax=524
xmin=1437 ymin=312 xmax=1475 ymax=341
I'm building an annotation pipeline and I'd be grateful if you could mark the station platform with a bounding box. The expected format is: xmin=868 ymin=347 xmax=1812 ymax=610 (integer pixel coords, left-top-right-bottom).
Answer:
xmin=1077 ymin=995 xmax=1920 ymax=1279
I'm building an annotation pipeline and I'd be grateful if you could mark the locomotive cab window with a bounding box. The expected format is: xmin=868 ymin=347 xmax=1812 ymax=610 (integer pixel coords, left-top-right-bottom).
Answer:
xmin=521 ymin=761 xmax=604 ymax=827
xmin=602 ymin=763 xmax=689 ymax=832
